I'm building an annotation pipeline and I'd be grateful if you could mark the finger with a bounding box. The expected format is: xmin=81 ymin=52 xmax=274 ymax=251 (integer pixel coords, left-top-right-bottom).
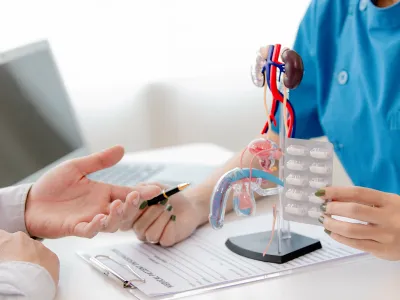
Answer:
xmin=117 ymin=185 xmax=164 ymax=225
xmin=101 ymin=200 xmax=124 ymax=233
xmin=73 ymin=214 xmax=106 ymax=238
xmin=120 ymin=197 xmax=153 ymax=230
xmin=139 ymin=183 xmax=171 ymax=205
xmin=133 ymin=205 xmax=165 ymax=240
xmin=317 ymin=186 xmax=386 ymax=207
xmin=159 ymin=217 xmax=177 ymax=247
xmin=321 ymin=214 xmax=387 ymax=243
xmin=137 ymin=182 xmax=172 ymax=196
xmin=120 ymin=191 xmax=140 ymax=231
xmin=145 ymin=204 xmax=174 ymax=243
xmin=109 ymin=184 xmax=162 ymax=202
xmin=323 ymin=201 xmax=384 ymax=224
xmin=72 ymin=145 xmax=125 ymax=175
xmin=109 ymin=185 xmax=134 ymax=201
xmin=135 ymin=185 xmax=163 ymax=200
xmin=326 ymin=231 xmax=381 ymax=254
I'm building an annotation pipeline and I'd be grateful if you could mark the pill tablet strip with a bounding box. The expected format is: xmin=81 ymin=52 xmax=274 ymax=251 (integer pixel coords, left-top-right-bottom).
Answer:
xmin=282 ymin=138 xmax=334 ymax=226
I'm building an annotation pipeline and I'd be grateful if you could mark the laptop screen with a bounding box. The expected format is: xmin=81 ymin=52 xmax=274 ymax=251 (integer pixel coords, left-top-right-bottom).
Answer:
xmin=0 ymin=41 xmax=83 ymax=187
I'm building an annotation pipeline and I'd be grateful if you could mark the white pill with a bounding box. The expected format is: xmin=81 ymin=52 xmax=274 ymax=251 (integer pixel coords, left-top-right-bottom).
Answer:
xmin=285 ymin=189 xmax=305 ymax=201
xmin=309 ymin=163 xmax=331 ymax=174
xmin=286 ymin=145 xmax=307 ymax=156
xmin=308 ymin=194 xmax=325 ymax=204
xmin=285 ymin=204 xmax=307 ymax=216
xmin=286 ymin=174 xmax=308 ymax=186
xmin=309 ymin=178 xmax=328 ymax=189
xmin=310 ymin=148 xmax=331 ymax=159
xmin=286 ymin=160 xmax=307 ymax=171
xmin=308 ymin=207 xmax=322 ymax=219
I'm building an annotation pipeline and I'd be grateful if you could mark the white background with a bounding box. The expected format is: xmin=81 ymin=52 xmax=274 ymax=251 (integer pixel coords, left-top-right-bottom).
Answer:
xmin=0 ymin=0 xmax=342 ymax=163
xmin=0 ymin=0 xmax=310 ymax=89
xmin=0 ymin=0 xmax=309 ymax=108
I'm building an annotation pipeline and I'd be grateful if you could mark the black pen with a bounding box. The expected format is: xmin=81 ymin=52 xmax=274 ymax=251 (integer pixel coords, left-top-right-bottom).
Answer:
xmin=140 ymin=183 xmax=190 ymax=209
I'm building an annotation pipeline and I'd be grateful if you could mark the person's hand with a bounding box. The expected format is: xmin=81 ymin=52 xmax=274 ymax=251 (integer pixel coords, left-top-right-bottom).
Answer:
xmin=25 ymin=145 xmax=162 ymax=239
xmin=316 ymin=186 xmax=400 ymax=260
xmin=120 ymin=183 xmax=203 ymax=246
xmin=0 ymin=230 xmax=60 ymax=284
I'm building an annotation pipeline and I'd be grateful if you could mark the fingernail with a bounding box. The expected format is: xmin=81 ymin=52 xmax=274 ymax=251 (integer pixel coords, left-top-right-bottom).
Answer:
xmin=318 ymin=215 xmax=324 ymax=224
xmin=117 ymin=205 xmax=123 ymax=216
xmin=101 ymin=216 xmax=108 ymax=228
xmin=160 ymin=199 xmax=168 ymax=205
xmin=166 ymin=204 xmax=173 ymax=212
xmin=170 ymin=215 xmax=176 ymax=221
xmin=139 ymin=201 xmax=148 ymax=210
xmin=315 ymin=189 xmax=325 ymax=196
xmin=324 ymin=229 xmax=331 ymax=235
xmin=320 ymin=203 xmax=327 ymax=212
xmin=131 ymin=196 xmax=140 ymax=207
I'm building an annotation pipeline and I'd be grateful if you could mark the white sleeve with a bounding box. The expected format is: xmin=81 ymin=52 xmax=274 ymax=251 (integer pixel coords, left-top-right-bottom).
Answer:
xmin=0 ymin=184 xmax=32 ymax=234
xmin=0 ymin=261 xmax=56 ymax=300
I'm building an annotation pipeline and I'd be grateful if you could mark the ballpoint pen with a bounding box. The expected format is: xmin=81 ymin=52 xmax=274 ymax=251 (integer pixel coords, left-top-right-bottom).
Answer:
xmin=140 ymin=182 xmax=190 ymax=209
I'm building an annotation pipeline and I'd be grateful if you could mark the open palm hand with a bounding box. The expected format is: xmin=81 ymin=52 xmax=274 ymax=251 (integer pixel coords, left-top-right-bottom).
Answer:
xmin=24 ymin=145 xmax=161 ymax=239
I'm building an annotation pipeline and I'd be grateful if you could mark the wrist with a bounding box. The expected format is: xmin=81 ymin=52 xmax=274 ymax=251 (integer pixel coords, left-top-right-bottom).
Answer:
xmin=0 ymin=184 xmax=33 ymax=235
xmin=184 ymin=184 xmax=212 ymax=226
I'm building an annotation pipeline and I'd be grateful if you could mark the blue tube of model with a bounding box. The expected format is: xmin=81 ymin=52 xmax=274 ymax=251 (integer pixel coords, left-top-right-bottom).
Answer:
xmin=209 ymin=167 xmax=284 ymax=230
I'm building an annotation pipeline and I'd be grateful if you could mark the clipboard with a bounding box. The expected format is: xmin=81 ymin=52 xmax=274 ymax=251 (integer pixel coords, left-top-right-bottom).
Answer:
xmin=75 ymin=215 xmax=366 ymax=300
xmin=77 ymin=251 xmax=150 ymax=299
xmin=76 ymin=250 xmax=282 ymax=300
xmin=87 ymin=253 xmax=145 ymax=288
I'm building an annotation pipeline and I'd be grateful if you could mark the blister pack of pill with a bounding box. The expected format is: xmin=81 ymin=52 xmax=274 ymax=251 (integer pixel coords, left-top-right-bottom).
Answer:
xmin=282 ymin=138 xmax=333 ymax=226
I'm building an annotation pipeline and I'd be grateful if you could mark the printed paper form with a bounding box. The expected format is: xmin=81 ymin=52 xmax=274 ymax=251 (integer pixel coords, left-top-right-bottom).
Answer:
xmin=82 ymin=215 xmax=364 ymax=297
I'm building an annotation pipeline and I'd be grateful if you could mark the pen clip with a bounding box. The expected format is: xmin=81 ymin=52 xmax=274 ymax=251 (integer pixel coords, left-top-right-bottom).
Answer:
xmin=89 ymin=254 xmax=146 ymax=288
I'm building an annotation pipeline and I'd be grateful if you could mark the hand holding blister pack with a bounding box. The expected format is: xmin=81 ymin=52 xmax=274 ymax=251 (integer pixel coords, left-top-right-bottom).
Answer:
xmin=283 ymin=139 xmax=333 ymax=226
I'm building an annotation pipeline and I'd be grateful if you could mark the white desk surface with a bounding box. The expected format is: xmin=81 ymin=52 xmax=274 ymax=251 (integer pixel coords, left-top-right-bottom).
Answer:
xmin=43 ymin=143 xmax=400 ymax=300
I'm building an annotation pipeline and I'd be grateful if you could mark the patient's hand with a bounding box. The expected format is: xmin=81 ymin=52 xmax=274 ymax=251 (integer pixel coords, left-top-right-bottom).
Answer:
xmin=25 ymin=145 xmax=161 ymax=239
xmin=122 ymin=182 xmax=202 ymax=246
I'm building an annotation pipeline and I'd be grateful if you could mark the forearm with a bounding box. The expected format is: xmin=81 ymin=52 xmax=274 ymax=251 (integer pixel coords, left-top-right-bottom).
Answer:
xmin=0 ymin=262 xmax=56 ymax=300
xmin=186 ymin=130 xmax=280 ymax=225
xmin=0 ymin=184 xmax=32 ymax=233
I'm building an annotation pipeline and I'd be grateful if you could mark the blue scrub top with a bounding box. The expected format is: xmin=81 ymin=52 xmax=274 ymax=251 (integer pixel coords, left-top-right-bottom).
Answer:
xmin=272 ymin=0 xmax=400 ymax=193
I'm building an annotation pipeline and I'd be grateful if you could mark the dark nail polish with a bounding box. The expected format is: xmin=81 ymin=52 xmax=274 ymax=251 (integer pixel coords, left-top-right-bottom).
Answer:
xmin=324 ymin=229 xmax=331 ymax=235
xmin=166 ymin=204 xmax=173 ymax=212
xmin=318 ymin=215 xmax=324 ymax=224
xmin=139 ymin=201 xmax=148 ymax=210
xmin=320 ymin=203 xmax=327 ymax=212
xmin=160 ymin=199 xmax=168 ymax=205
xmin=170 ymin=215 xmax=176 ymax=221
xmin=315 ymin=189 xmax=325 ymax=196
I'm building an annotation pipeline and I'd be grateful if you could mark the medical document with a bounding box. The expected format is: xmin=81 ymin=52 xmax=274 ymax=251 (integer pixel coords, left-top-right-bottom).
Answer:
xmin=78 ymin=215 xmax=364 ymax=298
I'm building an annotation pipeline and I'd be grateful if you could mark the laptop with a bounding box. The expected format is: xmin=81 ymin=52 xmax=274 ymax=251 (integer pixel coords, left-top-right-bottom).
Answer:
xmin=0 ymin=40 xmax=216 ymax=189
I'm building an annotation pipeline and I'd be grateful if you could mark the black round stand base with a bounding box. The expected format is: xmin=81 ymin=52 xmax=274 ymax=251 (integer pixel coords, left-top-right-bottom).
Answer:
xmin=225 ymin=231 xmax=322 ymax=264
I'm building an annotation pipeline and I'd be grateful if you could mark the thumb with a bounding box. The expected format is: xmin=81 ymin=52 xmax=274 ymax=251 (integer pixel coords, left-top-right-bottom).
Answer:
xmin=72 ymin=145 xmax=125 ymax=175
